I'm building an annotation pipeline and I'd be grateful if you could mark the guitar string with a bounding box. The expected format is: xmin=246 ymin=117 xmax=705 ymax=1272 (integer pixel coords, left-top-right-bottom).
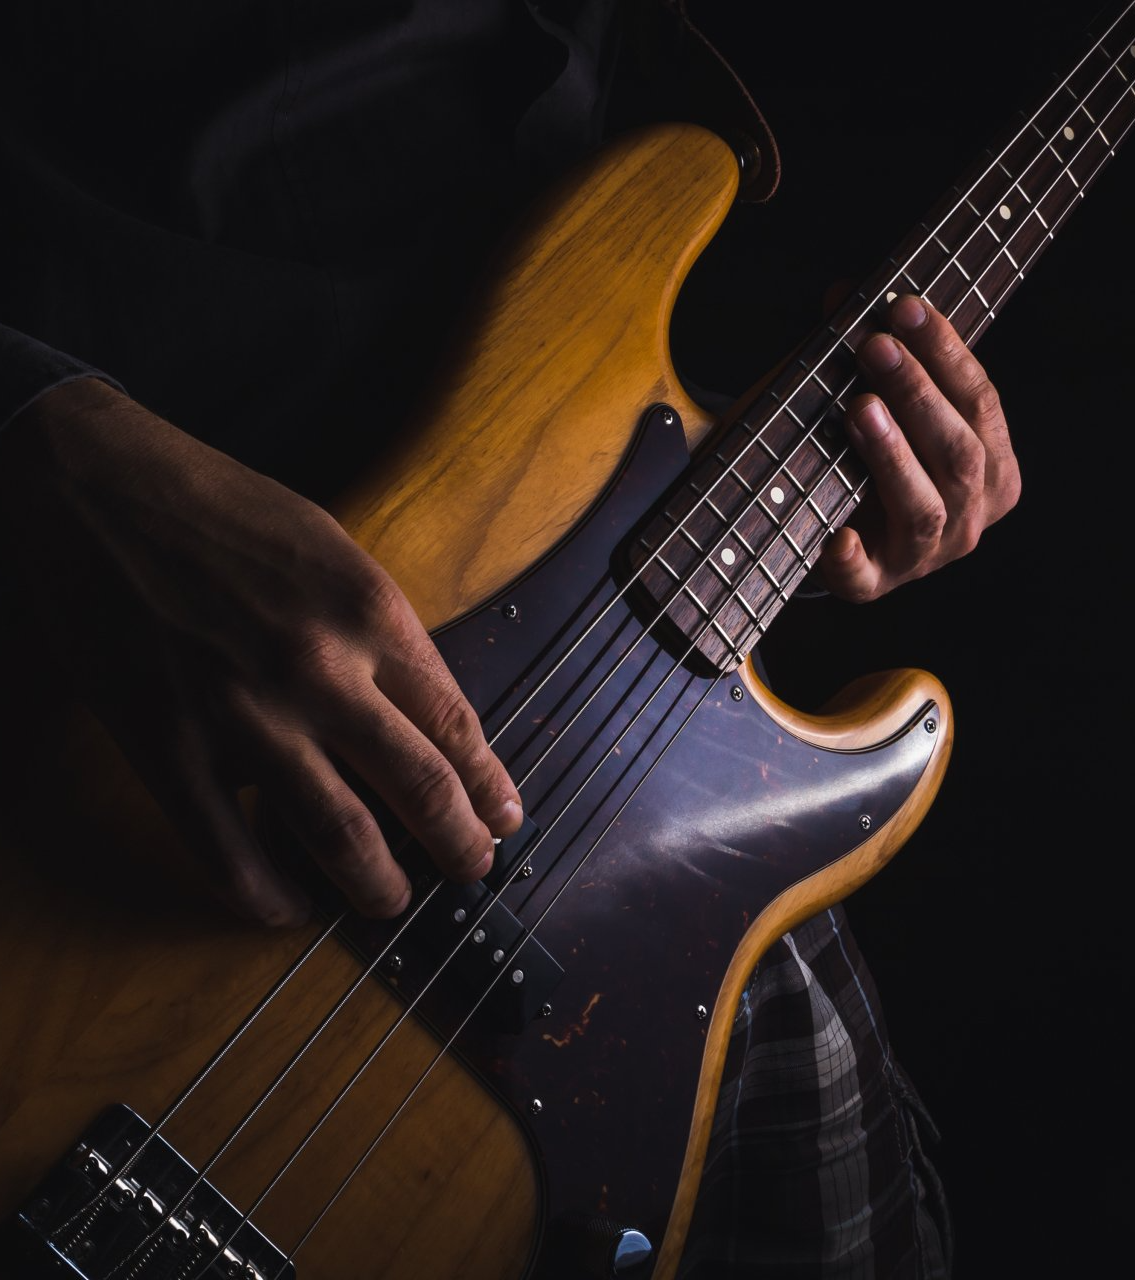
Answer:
xmin=473 ymin=0 xmax=1135 ymax=760
xmin=243 ymin=58 xmax=1135 ymax=1277
xmin=255 ymin=36 xmax=1135 ymax=1274
xmin=117 ymin=24 xmax=1135 ymax=1274
xmin=106 ymin=15 xmax=1135 ymax=1274
xmin=487 ymin=2 xmax=1135 ymax=817
xmin=599 ymin=0 xmax=1135 ymax=679
xmin=77 ymin=15 xmax=1126 ymax=1274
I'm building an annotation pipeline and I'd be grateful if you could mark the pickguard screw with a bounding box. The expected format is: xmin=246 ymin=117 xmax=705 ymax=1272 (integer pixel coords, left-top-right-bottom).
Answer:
xmin=521 ymin=861 xmax=534 ymax=878
xmin=502 ymin=603 xmax=519 ymax=620
xmin=660 ymin=407 xmax=675 ymax=426
xmin=695 ymin=1004 xmax=708 ymax=1020
xmin=540 ymin=1002 xmax=553 ymax=1018
xmin=530 ymin=1099 xmax=543 ymax=1115
xmin=730 ymin=686 xmax=744 ymax=702
xmin=859 ymin=814 xmax=872 ymax=831
xmin=388 ymin=954 xmax=404 ymax=972
xmin=924 ymin=718 xmax=937 ymax=734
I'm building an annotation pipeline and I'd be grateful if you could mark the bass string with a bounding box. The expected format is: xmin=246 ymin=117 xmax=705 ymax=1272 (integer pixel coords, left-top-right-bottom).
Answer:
xmin=643 ymin=0 xmax=1135 ymax=649
xmin=82 ymin=10 xmax=1132 ymax=1275
xmin=270 ymin=668 xmax=722 ymax=1278
xmin=108 ymin=533 xmax=736 ymax=1279
xmin=499 ymin=9 xmax=1135 ymax=815
xmin=255 ymin=55 xmax=1135 ymax=1270
xmin=106 ymin=369 xmax=844 ymax=1276
xmin=477 ymin=0 xmax=1134 ymax=759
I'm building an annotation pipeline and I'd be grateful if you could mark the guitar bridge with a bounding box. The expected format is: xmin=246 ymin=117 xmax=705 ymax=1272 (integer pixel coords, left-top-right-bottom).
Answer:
xmin=3 ymin=1104 xmax=293 ymax=1279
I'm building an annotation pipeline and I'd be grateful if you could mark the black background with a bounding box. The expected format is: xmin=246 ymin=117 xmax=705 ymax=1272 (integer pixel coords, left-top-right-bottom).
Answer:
xmin=668 ymin=3 xmax=1132 ymax=1275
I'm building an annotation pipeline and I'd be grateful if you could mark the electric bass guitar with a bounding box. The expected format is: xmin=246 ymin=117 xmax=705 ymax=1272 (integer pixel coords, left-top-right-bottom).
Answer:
xmin=2 ymin=5 xmax=1131 ymax=1278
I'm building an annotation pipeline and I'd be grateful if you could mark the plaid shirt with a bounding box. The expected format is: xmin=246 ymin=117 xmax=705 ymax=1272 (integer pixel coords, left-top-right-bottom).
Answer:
xmin=679 ymin=905 xmax=952 ymax=1279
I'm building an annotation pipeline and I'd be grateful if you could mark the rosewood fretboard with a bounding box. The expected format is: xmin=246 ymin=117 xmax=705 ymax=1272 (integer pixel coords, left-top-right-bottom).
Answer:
xmin=628 ymin=3 xmax=1135 ymax=673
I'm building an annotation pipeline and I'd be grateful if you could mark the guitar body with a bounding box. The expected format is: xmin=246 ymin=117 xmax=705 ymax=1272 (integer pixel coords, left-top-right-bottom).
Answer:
xmin=0 ymin=124 xmax=952 ymax=1279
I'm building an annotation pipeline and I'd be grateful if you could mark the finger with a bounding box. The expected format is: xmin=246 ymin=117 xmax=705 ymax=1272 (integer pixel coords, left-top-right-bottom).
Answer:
xmin=816 ymin=524 xmax=881 ymax=602
xmin=855 ymin=321 xmax=983 ymax=557
xmin=326 ymin=669 xmax=503 ymax=886
xmin=354 ymin=576 xmax=523 ymax=837
xmin=841 ymin=387 xmax=947 ymax=585
xmin=101 ymin=696 xmax=314 ymax=927
xmin=147 ymin=748 xmax=314 ymax=928
xmin=258 ymin=731 xmax=414 ymax=918
xmin=890 ymin=294 xmax=1021 ymax=522
xmin=173 ymin=780 xmax=315 ymax=928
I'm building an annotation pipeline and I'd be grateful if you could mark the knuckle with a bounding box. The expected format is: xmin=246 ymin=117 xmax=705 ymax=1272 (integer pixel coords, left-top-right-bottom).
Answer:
xmin=966 ymin=378 xmax=1004 ymax=428
xmin=286 ymin=623 xmax=354 ymax=687
xmin=942 ymin=432 xmax=987 ymax=491
xmin=908 ymin=498 xmax=948 ymax=548
xmin=843 ymin=580 xmax=881 ymax=605
xmin=308 ymin=797 xmax=379 ymax=858
xmin=349 ymin=563 xmax=411 ymax=634
xmin=427 ymin=689 xmax=485 ymax=758
xmin=405 ymin=755 xmax=464 ymax=828
xmin=955 ymin=517 xmax=983 ymax=558
xmin=997 ymin=467 xmax=1023 ymax=515
xmin=904 ymin=384 xmax=941 ymax=421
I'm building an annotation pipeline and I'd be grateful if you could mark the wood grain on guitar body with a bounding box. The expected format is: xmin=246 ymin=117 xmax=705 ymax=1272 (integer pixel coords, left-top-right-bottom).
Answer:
xmin=1 ymin=5 xmax=1132 ymax=1277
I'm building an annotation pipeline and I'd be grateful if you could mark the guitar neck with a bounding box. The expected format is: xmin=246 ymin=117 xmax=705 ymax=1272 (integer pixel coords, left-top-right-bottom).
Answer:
xmin=630 ymin=2 xmax=1135 ymax=674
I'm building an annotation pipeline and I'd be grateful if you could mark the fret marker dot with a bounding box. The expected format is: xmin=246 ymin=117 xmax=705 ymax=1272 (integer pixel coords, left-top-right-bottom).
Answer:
xmin=770 ymin=486 xmax=785 ymax=505
xmin=885 ymin=290 xmax=897 ymax=302
xmin=720 ymin=548 xmax=736 ymax=566
xmin=1063 ymin=126 xmax=1075 ymax=140
xmin=999 ymin=204 xmax=1012 ymax=220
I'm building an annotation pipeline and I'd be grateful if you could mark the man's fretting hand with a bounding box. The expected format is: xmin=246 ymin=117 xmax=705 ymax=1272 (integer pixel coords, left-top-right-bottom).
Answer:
xmin=0 ymin=379 xmax=523 ymax=927
xmin=819 ymin=294 xmax=1022 ymax=599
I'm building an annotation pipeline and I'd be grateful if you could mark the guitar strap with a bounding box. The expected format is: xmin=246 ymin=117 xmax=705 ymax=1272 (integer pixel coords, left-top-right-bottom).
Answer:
xmin=620 ymin=0 xmax=782 ymax=202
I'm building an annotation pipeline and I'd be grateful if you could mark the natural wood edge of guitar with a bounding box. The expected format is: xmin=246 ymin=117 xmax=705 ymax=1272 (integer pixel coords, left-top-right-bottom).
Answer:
xmin=652 ymin=661 xmax=954 ymax=1279
xmin=332 ymin=120 xmax=737 ymax=630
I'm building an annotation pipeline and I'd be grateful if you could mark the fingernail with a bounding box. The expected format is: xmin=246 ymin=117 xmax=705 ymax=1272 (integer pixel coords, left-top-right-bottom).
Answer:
xmin=492 ymin=796 xmax=524 ymax=833
xmin=859 ymin=333 xmax=902 ymax=374
xmin=892 ymin=294 xmax=928 ymax=331
xmin=852 ymin=398 xmax=891 ymax=440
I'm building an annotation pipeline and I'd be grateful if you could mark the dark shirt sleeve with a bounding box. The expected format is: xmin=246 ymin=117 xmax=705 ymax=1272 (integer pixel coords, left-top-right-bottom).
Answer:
xmin=0 ymin=323 xmax=125 ymax=434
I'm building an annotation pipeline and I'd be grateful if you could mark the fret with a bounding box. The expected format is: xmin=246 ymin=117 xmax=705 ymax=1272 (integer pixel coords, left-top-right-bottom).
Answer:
xmin=618 ymin=6 xmax=1132 ymax=674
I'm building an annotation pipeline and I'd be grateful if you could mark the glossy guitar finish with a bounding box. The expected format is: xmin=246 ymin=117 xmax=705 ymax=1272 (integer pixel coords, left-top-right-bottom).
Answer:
xmin=3 ymin=2 xmax=1132 ymax=1268
xmin=0 ymin=121 xmax=949 ymax=1280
